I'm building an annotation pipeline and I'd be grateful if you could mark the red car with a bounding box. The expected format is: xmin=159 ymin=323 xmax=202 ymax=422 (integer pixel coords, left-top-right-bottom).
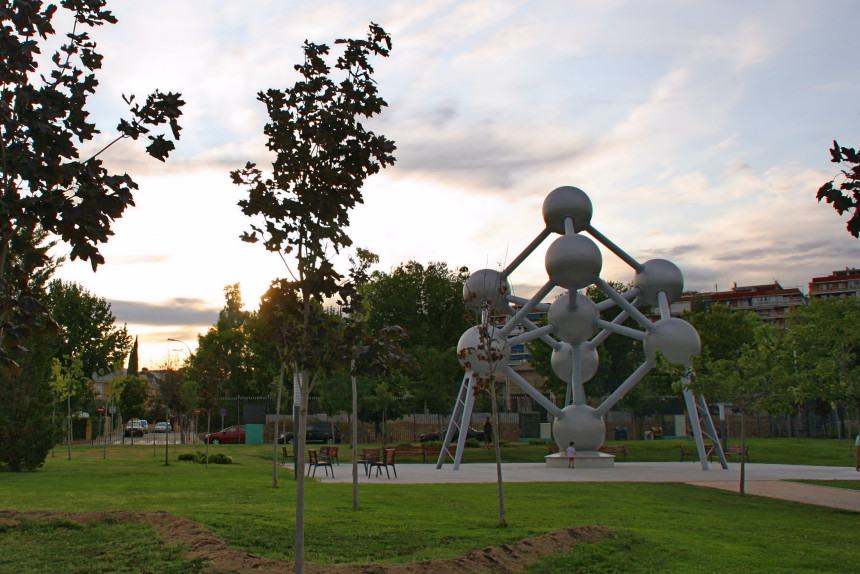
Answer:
xmin=204 ymin=425 xmax=246 ymax=444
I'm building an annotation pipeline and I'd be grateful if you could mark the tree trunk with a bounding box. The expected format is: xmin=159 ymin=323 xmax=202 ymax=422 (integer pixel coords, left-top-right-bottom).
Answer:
xmin=351 ymin=360 xmax=359 ymax=511
xmin=66 ymin=391 xmax=72 ymax=460
xmin=739 ymin=408 xmax=746 ymax=496
xmin=272 ymin=362 xmax=285 ymax=488
xmin=490 ymin=378 xmax=506 ymax=528
xmin=205 ymin=412 xmax=211 ymax=469
xmin=294 ymin=370 xmax=310 ymax=574
xmin=164 ymin=407 xmax=170 ymax=466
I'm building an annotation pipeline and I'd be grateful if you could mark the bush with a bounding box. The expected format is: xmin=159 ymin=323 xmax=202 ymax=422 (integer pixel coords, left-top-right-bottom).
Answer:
xmin=464 ymin=438 xmax=481 ymax=448
xmin=397 ymin=442 xmax=414 ymax=447
xmin=423 ymin=440 xmax=443 ymax=447
xmin=177 ymin=451 xmax=232 ymax=465
xmin=498 ymin=440 xmax=510 ymax=447
xmin=528 ymin=439 xmax=545 ymax=446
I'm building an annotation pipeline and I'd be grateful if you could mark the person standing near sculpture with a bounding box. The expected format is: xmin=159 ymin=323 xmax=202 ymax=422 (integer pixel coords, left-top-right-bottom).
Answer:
xmin=566 ymin=441 xmax=576 ymax=468
xmin=483 ymin=417 xmax=493 ymax=448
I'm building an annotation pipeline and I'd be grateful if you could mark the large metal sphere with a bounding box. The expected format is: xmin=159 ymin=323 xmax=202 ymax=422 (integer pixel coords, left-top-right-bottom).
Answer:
xmin=551 ymin=342 xmax=599 ymax=382
xmin=552 ymin=404 xmax=605 ymax=451
xmin=456 ymin=326 xmax=511 ymax=376
xmin=548 ymin=292 xmax=599 ymax=344
xmin=632 ymin=259 xmax=685 ymax=306
xmin=463 ymin=269 xmax=511 ymax=314
xmin=545 ymin=234 xmax=602 ymax=291
xmin=542 ymin=186 xmax=593 ymax=234
xmin=643 ymin=318 xmax=701 ymax=366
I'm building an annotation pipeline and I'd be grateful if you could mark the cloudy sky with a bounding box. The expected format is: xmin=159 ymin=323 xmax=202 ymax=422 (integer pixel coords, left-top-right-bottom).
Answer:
xmin=49 ymin=0 xmax=860 ymax=368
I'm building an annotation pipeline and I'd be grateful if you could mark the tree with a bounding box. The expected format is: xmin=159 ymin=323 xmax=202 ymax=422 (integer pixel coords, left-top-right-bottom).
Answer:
xmin=787 ymin=297 xmax=860 ymax=437
xmin=127 ymin=336 xmax=139 ymax=375
xmin=230 ymin=23 xmax=395 ymax=572
xmin=45 ymin=280 xmax=131 ymax=379
xmin=364 ymin=261 xmax=469 ymax=349
xmin=0 ymin=0 xmax=184 ymax=368
xmin=48 ymin=355 xmax=85 ymax=459
xmin=0 ymin=229 xmax=61 ymax=471
xmin=685 ymin=303 xmax=759 ymax=443
xmin=363 ymin=261 xmax=470 ymax=411
xmin=113 ymin=374 xmax=148 ymax=421
xmin=817 ymin=141 xmax=860 ymax=237
xmin=688 ymin=320 xmax=790 ymax=494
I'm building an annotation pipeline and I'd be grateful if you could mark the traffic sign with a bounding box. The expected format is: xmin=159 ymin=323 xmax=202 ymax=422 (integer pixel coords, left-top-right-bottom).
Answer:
xmin=219 ymin=408 xmax=227 ymax=417
xmin=96 ymin=406 xmax=105 ymax=415
xmin=194 ymin=409 xmax=202 ymax=416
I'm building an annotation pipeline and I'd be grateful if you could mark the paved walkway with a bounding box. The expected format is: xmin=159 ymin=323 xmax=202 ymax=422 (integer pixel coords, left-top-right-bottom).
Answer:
xmin=313 ymin=462 xmax=860 ymax=511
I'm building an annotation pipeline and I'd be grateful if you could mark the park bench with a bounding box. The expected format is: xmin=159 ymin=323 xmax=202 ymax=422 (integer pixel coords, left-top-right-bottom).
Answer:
xmin=394 ymin=445 xmax=430 ymax=462
xmin=679 ymin=443 xmax=715 ymax=462
xmin=419 ymin=445 xmax=457 ymax=462
xmin=598 ymin=445 xmax=628 ymax=460
xmin=724 ymin=444 xmax=750 ymax=462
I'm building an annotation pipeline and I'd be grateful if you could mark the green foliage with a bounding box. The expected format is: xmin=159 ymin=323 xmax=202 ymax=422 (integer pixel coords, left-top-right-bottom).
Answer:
xmin=0 ymin=231 xmax=61 ymax=471
xmin=817 ymin=140 xmax=860 ymax=237
xmin=127 ymin=337 xmax=139 ymax=376
xmin=464 ymin=437 xmax=481 ymax=448
xmin=364 ymin=261 xmax=470 ymax=349
xmin=0 ymin=1 xmax=183 ymax=369
xmin=114 ymin=375 xmax=148 ymax=420
xmin=528 ymin=439 xmax=545 ymax=445
xmin=0 ymin=344 xmax=61 ymax=471
xmin=45 ymin=280 xmax=131 ymax=379
xmin=787 ymin=297 xmax=860 ymax=411
xmin=178 ymin=451 xmax=232 ymax=464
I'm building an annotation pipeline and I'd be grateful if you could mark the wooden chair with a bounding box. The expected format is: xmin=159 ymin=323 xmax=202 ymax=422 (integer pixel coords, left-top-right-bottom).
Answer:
xmin=357 ymin=448 xmax=380 ymax=477
xmin=281 ymin=446 xmax=295 ymax=465
xmin=321 ymin=445 xmax=339 ymax=465
xmin=307 ymin=449 xmax=333 ymax=477
xmin=370 ymin=447 xmax=397 ymax=478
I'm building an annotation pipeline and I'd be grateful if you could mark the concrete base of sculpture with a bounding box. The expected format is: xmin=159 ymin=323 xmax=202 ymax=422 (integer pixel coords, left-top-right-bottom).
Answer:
xmin=545 ymin=451 xmax=615 ymax=469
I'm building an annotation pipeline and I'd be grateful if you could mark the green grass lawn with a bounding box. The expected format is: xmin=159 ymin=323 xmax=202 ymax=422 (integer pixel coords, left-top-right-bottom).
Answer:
xmin=0 ymin=441 xmax=858 ymax=572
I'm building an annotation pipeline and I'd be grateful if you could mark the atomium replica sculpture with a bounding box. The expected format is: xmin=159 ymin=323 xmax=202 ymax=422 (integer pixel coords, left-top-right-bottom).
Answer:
xmin=438 ymin=186 xmax=728 ymax=470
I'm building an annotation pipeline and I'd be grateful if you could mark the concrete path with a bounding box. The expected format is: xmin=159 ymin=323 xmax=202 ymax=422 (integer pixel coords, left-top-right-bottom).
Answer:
xmin=312 ymin=462 xmax=860 ymax=511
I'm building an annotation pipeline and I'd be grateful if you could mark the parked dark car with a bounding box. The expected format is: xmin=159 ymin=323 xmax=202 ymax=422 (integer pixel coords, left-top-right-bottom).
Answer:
xmin=278 ymin=423 xmax=341 ymax=444
xmin=419 ymin=426 xmax=484 ymax=443
xmin=204 ymin=425 xmax=246 ymax=444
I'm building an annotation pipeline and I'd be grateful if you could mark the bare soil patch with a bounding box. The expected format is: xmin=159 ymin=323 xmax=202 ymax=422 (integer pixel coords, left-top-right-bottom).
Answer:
xmin=0 ymin=510 xmax=614 ymax=573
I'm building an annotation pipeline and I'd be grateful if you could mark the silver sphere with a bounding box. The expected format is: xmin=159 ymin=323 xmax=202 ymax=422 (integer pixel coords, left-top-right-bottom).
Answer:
xmin=548 ymin=292 xmax=599 ymax=344
xmin=545 ymin=234 xmax=602 ymax=291
xmin=643 ymin=318 xmax=701 ymax=366
xmin=632 ymin=259 xmax=684 ymax=306
xmin=542 ymin=186 xmax=593 ymax=234
xmin=551 ymin=342 xmax=599 ymax=383
xmin=456 ymin=326 xmax=511 ymax=376
xmin=463 ymin=269 xmax=511 ymax=314
xmin=552 ymin=404 xmax=605 ymax=451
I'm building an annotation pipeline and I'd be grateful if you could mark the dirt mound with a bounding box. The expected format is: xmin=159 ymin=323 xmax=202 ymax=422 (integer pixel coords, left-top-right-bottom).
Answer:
xmin=0 ymin=510 xmax=614 ymax=573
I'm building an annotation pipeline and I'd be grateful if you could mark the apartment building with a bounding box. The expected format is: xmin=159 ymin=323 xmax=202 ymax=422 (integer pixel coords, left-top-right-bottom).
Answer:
xmin=809 ymin=267 xmax=860 ymax=299
xmin=671 ymin=281 xmax=807 ymax=325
